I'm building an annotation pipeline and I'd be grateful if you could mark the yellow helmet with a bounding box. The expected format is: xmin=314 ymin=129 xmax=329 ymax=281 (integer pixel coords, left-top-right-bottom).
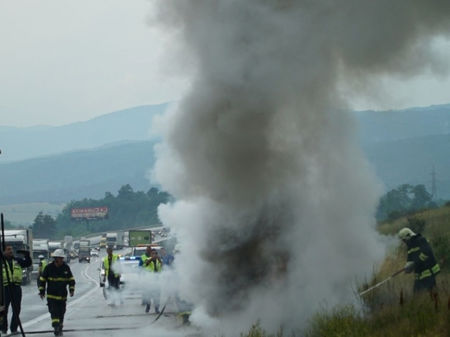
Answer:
xmin=398 ymin=227 xmax=415 ymax=241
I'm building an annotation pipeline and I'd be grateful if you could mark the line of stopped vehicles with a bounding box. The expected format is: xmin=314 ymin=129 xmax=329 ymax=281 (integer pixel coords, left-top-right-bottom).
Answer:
xmin=6 ymin=227 xmax=172 ymax=286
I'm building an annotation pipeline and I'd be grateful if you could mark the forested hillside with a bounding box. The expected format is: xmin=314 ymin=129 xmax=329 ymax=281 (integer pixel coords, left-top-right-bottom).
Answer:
xmin=32 ymin=185 xmax=171 ymax=239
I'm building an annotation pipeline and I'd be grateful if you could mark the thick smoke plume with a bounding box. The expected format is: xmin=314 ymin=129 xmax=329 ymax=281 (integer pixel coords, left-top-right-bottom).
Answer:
xmin=150 ymin=0 xmax=450 ymax=335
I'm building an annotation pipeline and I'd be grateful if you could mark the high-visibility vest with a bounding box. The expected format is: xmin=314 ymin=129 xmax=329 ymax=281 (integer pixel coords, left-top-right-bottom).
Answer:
xmin=3 ymin=259 xmax=23 ymax=285
xmin=103 ymin=254 xmax=119 ymax=277
xmin=39 ymin=260 xmax=48 ymax=274
xmin=141 ymin=254 xmax=162 ymax=272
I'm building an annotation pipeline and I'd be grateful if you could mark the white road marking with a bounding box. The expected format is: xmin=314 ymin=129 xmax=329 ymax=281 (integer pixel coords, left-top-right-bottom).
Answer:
xmin=23 ymin=263 xmax=98 ymax=329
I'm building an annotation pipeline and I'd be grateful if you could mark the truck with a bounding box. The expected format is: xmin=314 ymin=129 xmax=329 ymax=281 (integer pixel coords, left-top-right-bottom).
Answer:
xmin=106 ymin=232 xmax=120 ymax=249
xmin=48 ymin=241 xmax=71 ymax=262
xmin=31 ymin=239 xmax=49 ymax=279
xmin=105 ymin=231 xmax=124 ymax=249
xmin=116 ymin=231 xmax=124 ymax=249
xmin=4 ymin=229 xmax=33 ymax=284
xmin=48 ymin=241 xmax=63 ymax=254
xmin=99 ymin=234 xmax=107 ymax=249
xmin=78 ymin=239 xmax=91 ymax=263
xmin=64 ymin=235 xmax=73 ymax=252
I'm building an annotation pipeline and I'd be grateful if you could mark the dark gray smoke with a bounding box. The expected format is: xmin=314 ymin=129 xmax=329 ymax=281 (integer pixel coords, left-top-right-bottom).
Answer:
xmin=150 ymin=0 xmax=450 ymax=334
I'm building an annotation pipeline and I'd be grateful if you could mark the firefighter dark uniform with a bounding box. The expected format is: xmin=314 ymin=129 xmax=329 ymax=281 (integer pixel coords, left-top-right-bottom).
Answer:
xmin=1 ymin=252 xmax=32 ymax=334
xmin=39 ymin=260 xmax=75 ymax=334
xmin=405 ymin=233 xmax=440 ymax=292
xmin=103 ymin=254 xmax=120 ymax=289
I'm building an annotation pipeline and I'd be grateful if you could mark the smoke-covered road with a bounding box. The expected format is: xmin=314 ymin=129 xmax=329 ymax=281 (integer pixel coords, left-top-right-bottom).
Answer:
xmin=10 ymin=251 xmax=194 ymax=337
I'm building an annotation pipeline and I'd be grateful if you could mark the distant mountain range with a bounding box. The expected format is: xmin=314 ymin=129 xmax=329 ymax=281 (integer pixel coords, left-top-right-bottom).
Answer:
xmin=354 ymin=104 xmax=450 ymax=143
xmin=355 ymin=104 xmax=450 ymax=198
xmin=0 ymin=103 xmax=167 ymax=162
xmin=0 ymin=102 xmax=450 ymax=209
xmin=0 ymin=140 xmax=156 ymax=204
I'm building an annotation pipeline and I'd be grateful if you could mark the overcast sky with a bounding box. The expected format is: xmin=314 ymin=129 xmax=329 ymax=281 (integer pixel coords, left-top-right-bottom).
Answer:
xmin=1 ymin=1 xmax=450 ymax=127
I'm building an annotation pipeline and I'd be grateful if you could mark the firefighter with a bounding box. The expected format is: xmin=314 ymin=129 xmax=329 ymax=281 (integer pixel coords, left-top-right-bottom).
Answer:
xmin=102 ymin=246 xmax=121 ymax=290
xmin=1 ymin=245 xmax=32 ymax=335
xmin=398 ymin=227 xmax=440 ymax=293
xmin=39 ymin=249 xmax=75 ymax=336
xmin=140 ymin=247 xmax=162 ymax=313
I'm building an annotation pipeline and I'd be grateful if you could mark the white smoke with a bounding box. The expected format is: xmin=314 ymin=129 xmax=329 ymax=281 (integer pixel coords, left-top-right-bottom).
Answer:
xmin=148 ymin=0 xmax=450 ymax=335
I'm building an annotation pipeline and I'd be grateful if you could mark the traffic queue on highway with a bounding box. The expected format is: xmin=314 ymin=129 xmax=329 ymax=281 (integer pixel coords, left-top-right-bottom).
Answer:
xmin=0 ymin=225 xmax=179 ymax=337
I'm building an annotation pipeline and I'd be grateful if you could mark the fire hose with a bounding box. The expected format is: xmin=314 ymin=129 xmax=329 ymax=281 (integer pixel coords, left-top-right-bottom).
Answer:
xmin=359 ymin=268 xmax=405 ymax=296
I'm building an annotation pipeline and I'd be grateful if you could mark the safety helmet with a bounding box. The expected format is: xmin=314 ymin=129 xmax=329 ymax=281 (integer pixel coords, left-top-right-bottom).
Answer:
xmin=51 ymin=249 xmax=66 ymax=258
xmin=38 ymin=255 xmax=45 ymax=259
xmin=398 ymin=227 xmax=416 ymax=241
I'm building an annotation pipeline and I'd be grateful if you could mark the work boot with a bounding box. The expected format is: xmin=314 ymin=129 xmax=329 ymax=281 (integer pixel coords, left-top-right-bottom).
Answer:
xmin=145 ymin=304 xmax=150 ymax=313
xmin=59 ymin=324 xmax=64 ymax=336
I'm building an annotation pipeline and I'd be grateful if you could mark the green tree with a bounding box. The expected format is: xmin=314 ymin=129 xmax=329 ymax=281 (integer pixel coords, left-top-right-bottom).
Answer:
xmin=33 ymin=212 xmax=57 ymax=238
xmin=377 ymin=184 xmax=435 ymax=221
xmin=54 ymin=185 xmax=171 ymax=238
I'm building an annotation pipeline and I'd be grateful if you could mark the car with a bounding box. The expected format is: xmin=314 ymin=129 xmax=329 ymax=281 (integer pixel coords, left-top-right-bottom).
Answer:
xmin=91 ymin=249 xmax=99 ymax=257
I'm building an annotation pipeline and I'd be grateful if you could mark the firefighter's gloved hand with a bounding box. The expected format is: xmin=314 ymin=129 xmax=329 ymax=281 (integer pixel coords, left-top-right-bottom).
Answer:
xmin=404 ymin=261 xmax=415 ymax=273
xmin=70 ymin=291 xmax=74 ymax=297
xmin=39 ymin=293 xmax=45 ymax=300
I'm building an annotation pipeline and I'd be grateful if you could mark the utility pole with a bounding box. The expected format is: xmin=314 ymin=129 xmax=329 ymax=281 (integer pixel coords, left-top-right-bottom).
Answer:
xmin=431 ymin=165 xmax=437 ymax=200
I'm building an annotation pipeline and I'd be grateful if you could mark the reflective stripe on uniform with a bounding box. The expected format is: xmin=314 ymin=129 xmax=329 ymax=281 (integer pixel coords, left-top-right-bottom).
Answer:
xmin=418 ymin=269 xmax=432 ymax=280
xmin=416 ymin=263 xmax=441 ymax=280
xmin=40 ymin=277 xmax=47 ymax=281
xmin=408 ymin=247 xmax=420 ymax=254
xmin=47 ymin=294 xmax=67 ymax=301
xmin=52 ymin=319 xmax=60 ymax=323
xmin=432 ymin=264 xmax=440 ymax=274
xmin=47 ymin=277 xmax=74 ymax=282
xmin=419 ymin=253 xmax=428 ymax=261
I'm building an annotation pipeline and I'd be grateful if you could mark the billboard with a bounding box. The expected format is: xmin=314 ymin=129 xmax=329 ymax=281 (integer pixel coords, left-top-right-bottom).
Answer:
xmin=129 ymin=230 xmax=152 ymax=247
xmin=71 ymin=207 xmax=109 ymax=220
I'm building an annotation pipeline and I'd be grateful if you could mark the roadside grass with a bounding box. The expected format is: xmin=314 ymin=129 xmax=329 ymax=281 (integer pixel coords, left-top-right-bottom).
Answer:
xmin=240 ymin=205 xmax=450 ymax=337
xmin=240 ymin=275 xmax=450 ymax=337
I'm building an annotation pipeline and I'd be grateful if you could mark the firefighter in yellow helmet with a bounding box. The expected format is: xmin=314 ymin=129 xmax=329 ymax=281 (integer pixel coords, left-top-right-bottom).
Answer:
xmin=398 ymin=227 xmax=440 ymax=293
